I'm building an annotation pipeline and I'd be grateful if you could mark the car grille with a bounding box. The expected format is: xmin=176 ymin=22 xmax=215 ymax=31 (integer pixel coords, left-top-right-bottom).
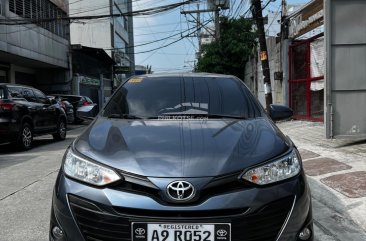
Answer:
xmin=111 ymin=171 xmax=251 ymax=205
xmin=68 ymin=195 xmax=294 ymax=241
xmin=69 ymin=195 xmax=131 ymax=241
xmin=231 ymin=196 xmax=294 ymax=241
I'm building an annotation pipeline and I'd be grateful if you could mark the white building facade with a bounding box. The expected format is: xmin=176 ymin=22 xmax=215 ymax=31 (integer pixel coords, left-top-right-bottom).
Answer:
xmin=69 ymin=0 xmax=135 ymax=90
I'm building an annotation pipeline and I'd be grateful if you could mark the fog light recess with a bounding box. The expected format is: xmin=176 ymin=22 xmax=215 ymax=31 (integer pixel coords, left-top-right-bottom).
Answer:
xmin=52 ymin=226 xmax=64 ymax=239
xmin=298 ymin=227 xmax=311 ymax=240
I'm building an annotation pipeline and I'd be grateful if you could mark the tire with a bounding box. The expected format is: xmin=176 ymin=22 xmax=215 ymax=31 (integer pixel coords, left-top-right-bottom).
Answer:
xmin=17 ymin=123 xmax=33 ymax=150
xmin=73 ymin=117 xmax=84 ymax=124
xmin=53 ymin=119 xmax=67 ymax=141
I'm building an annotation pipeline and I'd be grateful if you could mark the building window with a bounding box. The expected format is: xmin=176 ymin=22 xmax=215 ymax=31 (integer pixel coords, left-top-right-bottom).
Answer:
xmin=124 ymin=16 xmax=128 ymax=31
xmin=113 ymin=3 xmax=124 ymax=29
xmin=15 ymin=0 xmax=23 ymax=16
xmin=9 ymin=0 xmax=15 ymax=13
xmin=24 ymin=0 xmax=30 ymax=18
xmin=114 ymin=33 xmax=127 ymax=54
xmin=8 ymin=0 xmax=68 ymax=39
xmin=113 ymin=1 xmax=128 ymax=31
xmin=115 ymin=0 xmax=127 ymax=11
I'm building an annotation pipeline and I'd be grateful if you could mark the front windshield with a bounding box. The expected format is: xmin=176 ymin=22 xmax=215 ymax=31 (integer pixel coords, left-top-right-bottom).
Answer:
xmin=103 ymin=76 xmax=262 ymax=118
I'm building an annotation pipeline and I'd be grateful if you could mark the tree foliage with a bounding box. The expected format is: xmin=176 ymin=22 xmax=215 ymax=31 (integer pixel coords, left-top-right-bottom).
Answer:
xmin=196 ymin=17 xmax=257 ymax=80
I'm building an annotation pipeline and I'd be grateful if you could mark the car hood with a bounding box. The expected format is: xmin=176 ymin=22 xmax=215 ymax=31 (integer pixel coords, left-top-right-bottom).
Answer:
xmin=74 ymin=117 xmax=290 ymax=178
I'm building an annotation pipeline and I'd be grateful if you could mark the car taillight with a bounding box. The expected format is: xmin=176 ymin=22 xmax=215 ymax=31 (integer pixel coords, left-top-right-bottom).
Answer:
xmin=83 ymin=102 xmax=89 ymax=106
xmin=0 ymin=101 xmax=15 ymax=111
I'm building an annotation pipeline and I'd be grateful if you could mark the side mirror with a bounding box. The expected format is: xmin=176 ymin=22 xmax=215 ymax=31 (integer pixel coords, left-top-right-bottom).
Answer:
xmin=51 ymin=99 xmax=58 ymax=105
xmin=48 ymin=98 xmax=57 ymax=105
xmin=269 ymin=104 xmax=293 ymax=121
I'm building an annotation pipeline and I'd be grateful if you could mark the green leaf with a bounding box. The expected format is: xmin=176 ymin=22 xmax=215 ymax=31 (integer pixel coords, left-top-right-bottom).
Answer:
xmin=196 ymin=16 xmax=257 ymax=80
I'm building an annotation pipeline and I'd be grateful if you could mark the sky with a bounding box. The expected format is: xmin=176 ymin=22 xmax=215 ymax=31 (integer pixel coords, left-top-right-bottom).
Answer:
xmin=133 ymin=0 xmax=309 ymax=73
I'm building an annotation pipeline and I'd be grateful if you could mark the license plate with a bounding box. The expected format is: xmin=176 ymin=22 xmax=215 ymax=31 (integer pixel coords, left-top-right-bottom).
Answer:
xmin=132 ymin=223 xmax=231 ymax=241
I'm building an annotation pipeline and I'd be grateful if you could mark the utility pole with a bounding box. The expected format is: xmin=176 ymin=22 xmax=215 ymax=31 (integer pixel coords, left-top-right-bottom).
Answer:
xmin=181 ymin=1 xmax=230 ymax=55
xmin=280 ymin=0 xmax=290 ymax=106
xmin=197 ymin=3 xmax=202 ymax=55
xmin=251 ymin=0 xmax=273 ymax=112
xmin=215 ymin=8 xmax=220 ymax=40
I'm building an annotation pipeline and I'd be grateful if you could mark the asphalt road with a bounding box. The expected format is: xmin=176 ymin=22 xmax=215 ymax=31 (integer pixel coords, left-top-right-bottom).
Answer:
xmin=0 ymin=124 xmax=365 ymax=241
xmin=0 ymin=125 xmax=85 ymax=241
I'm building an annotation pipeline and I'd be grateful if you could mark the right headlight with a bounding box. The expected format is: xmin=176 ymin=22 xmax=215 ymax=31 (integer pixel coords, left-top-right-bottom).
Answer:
xmin=241 ymin=149 xmax=301 ymax=185
xmin=63 ymin=148 xmax=121 ymax=186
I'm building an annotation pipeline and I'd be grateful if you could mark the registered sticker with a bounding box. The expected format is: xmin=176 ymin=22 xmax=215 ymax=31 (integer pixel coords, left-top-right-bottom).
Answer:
xmin=129 ymin=78 xmax=143 ymax=83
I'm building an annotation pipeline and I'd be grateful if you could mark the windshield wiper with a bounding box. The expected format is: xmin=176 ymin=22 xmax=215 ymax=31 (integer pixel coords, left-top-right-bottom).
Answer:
xmin=204 ymin=114 xmax=247 ymax=119
xmin=107 ymin=113 xmax=144 ymax=119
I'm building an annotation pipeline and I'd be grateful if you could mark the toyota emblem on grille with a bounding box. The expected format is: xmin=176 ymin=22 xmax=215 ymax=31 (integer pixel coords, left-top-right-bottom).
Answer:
xmin=135 ymin=228 xmax=146 ymax=236
xmin=217 ymin=229 xmax=227 ymax=237
xmin=167 ymin=181 xmax=195 ymax=201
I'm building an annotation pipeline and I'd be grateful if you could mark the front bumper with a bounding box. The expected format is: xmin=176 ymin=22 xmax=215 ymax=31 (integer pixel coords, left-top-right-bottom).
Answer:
xmin=50 ymin=171 xmax=313 ymax=241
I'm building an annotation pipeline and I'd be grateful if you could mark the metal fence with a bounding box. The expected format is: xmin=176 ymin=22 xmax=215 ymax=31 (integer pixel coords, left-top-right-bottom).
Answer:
xmin=289 ymin=33 xmax=324 ymax=122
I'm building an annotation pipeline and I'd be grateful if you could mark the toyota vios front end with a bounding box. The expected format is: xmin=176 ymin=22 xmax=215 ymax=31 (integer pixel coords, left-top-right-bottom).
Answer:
xmin=50 ymin=74 xmax=313 ymax=241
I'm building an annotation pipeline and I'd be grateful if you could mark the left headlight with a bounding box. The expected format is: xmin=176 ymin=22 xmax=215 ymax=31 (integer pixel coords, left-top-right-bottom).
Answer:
xmin=63 ymin=148 xmax=121 ymax=186
xmin=241 ymin=149 xmax=301 ymax=185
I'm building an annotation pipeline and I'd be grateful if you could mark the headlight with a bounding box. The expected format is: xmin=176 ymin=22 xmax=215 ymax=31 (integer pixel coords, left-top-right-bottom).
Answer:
xmin=241 ymin=150 xmax=301 ymax=185
xmin=63 ymin=148 xmax=121 ymax=186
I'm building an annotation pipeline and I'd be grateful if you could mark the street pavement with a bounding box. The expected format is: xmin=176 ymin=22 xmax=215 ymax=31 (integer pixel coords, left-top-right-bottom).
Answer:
xmin=0 ymin=125 xmax=85 ymax=241
xmin=0 ymin=120 xmax=365 ymax=241
xmin=277 ymin=120 xmax=366 ymax=241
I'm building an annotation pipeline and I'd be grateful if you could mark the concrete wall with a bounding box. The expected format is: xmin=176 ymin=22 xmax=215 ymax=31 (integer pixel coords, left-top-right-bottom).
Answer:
xmin=50 ymin=0 xmax=69 ymax=13
xmin=70 ymin=0 xmax=133 ymax=61
xmin=0 ymin=0 xmax=71 ymax=93
xmin=244 ymin=57 xmax=258 ymax=97
xmin=0 ymin=1 xmax=69 ymax=68
xmin=70 ymin=0 xmax=135 ymax=90
xmin=69 ymin=0 xmax=112 ymax=55
xmin=325 ymin=0 xmax=366 ymax=138
xmin=244 ymin=37 xmax=285 ymax=107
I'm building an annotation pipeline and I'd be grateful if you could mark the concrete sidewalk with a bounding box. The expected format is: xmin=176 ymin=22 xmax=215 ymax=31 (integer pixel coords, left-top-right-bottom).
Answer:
xmin=277 ymin=120 xmax=366 ymax=240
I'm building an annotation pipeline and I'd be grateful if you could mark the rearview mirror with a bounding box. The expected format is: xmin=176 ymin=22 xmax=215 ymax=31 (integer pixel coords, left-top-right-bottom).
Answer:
xmin=269 ymin=104 xmax=293 ymax=121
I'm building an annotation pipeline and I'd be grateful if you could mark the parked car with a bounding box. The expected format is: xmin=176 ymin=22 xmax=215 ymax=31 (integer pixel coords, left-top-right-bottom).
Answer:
xmin=62 ymin=100 xmax=75 ymax=124
xmin=50 ymin=94 xmax=96 ymax=123
xmin=50 ymin=74 xmax=313 ymax=241
xmin=0 ymin=84 xmax=67 ymax=150
xmin=48 ymin=96 xmax=74 ymax=124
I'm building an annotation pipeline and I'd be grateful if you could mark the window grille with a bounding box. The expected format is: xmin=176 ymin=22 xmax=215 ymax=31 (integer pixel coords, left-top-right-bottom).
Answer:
xmin=24 ymin=0 xmax=31 ymax=18
xmin=9 ymin=0 xmax=15 ymax=13
xmin=31 ymin=0 xmax=36 ymax=19
xmin=8 ymin=0 xmax=68 ymax=39
xmin=15 ymin=0 xmax=23 ymax=16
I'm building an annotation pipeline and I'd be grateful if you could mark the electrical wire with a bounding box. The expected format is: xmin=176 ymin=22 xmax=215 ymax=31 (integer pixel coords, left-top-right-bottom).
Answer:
xmin=131 ymin=23 xmax=201 ymax=48
xmin=231 ymin=0 xmax=244 ymax=18
xmin=265 ymin=3 xmax=281 ymax=34
xmin=110 ymin=19 xmax=211 ymax=52
xmin=0 ymin=0 xmax=198 ymax=25
xmin=125 ymin=20 xmax=211 ymax=54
